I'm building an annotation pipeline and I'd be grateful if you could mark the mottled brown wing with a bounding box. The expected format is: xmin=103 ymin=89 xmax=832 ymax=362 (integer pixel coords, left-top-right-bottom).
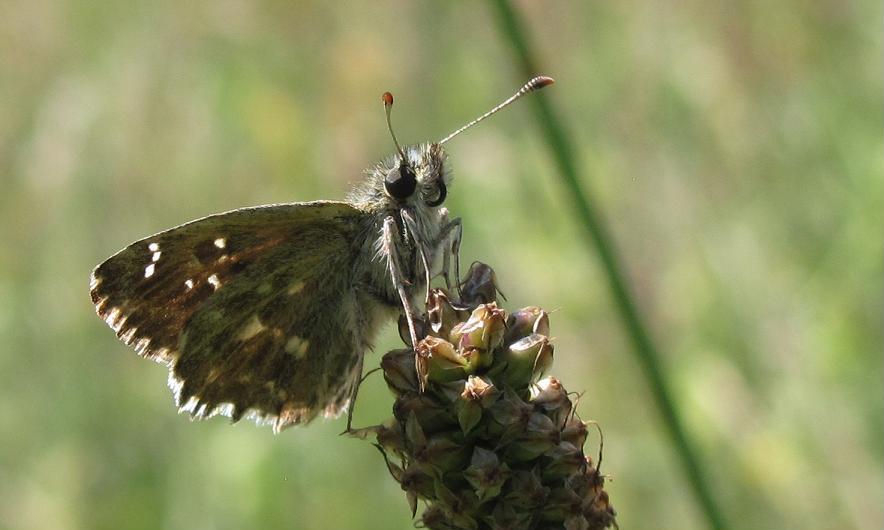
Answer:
xmin=90 ymin=201 xmax=374 ymax=431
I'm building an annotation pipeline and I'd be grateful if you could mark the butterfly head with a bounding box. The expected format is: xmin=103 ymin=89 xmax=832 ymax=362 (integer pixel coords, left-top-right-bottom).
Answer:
xmin=374 ymin=92 xmax=451 ymax=211
xmin=350 ymin=77 xmax=555 ymax=214
xmin=349 ymin=142 xmax=450 ymax=213
xmin=382 ymin=142 xmax=449 ymax=206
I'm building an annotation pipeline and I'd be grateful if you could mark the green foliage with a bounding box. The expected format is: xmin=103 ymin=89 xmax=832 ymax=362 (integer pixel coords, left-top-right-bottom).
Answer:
xmin=0 ymin=2 xmax=880 ymax=530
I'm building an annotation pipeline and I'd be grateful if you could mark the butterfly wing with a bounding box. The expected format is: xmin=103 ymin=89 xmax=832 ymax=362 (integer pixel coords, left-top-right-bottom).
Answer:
xmin=90 ymin=201 xmax=377 ymax=431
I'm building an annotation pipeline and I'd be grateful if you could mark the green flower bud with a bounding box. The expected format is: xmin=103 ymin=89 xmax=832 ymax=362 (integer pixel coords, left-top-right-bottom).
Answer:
xmin=461 ymin=375 xmax=497 ymax=406
xmin=395 ymin=393 xmax=456 ymax=434
xmin=483 ymin=502 xmax=532 ymax=530
xmin=456 ymin=399 xmax=482 ymax=436
xmin=427 ymin=288 xmax=469 ymax=338
xmin=495 ymin=333 xmax=554 ymax=388
xmin=542 ymin=441 xmax=584 ymax=482
xmin=504 ymin=411 xmax=560 ymax=462
xmin=504 ymin=469 xmax=549 ymax=508
xmin=433 ymin=484 xmax=480 ymax=530
xmin=450 ymin=303 xmax=507 ymax=361
xmin=347 ymin=418 xmax=406 ymax=457
xmin=562 ymin=417 xmax=589 ymax=449
xmin=421 ymin=431 xmax=472 ymax=475
xmin=400 ymin=462 xmax=437 ymax=505
xmin=405 ymin=409 xmax=471 ymax=475
xmin=463 ymin=446 xmax=511 ymax=502
xmin=459 ymin=261 xmax=503 ymax=306
xmin=456 ymin=376 xmax=496 ymax=434
xmin=532 ymin=338 xmax=554 ymax=382
xmin=417 ymin=336 xmax=468 ymax=385
xmin=505 ymin=306 xmax=550 ymax=343
xmin=486 ymin=387 xmax=533 ymax=441
xmin=530 ymin=376 xmax=573 ymax=428
xmin=540 ymin=487 xmax=583 ymax=523
xmin=381 ymin=348 xmax=420 ymax=395
xmin=375 ymin=418 xmax=406 ymax=457
xmin=421 ymin=505 xmax=459 ymax=530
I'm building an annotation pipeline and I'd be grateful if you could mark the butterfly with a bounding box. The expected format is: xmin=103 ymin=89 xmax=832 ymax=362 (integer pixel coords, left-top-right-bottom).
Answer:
xmin=90 ymin=76 xmax=554 ymax=433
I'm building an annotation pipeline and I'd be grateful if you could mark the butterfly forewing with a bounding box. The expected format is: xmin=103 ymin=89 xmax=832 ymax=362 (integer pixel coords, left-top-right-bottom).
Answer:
xmin=91 ymin=201 xmax=372 ymax=431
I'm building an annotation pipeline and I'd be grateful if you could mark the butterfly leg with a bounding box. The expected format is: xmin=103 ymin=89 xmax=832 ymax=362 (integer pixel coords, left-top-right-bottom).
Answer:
xmin=436 ymin=215 xmax=463 ymax=295
xmin=400 ymin=210 xmax=433 ymax=304
xmin=343 ymin=359 xmax=384 ymax=434
xmin=381 ymin=216 xmax=421 ymax=348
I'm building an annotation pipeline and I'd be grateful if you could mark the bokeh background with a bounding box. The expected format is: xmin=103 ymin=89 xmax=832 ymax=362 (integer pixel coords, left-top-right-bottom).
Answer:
xmin=1 ymin=1 xmax=880 ymax=529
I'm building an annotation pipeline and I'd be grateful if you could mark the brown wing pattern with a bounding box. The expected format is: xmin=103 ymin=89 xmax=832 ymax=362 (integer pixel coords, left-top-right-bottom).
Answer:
xmin=90 ymin=201 xmax=372 ymax=431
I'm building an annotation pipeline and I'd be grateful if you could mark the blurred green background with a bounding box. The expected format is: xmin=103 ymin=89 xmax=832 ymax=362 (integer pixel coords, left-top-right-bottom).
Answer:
xmin=1 ymin=1 xmax=880 ymax=529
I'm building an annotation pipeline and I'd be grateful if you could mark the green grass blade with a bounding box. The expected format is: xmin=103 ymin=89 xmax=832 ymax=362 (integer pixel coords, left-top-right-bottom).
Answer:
xmin=489 ymin=1 xmax=730 ymax=529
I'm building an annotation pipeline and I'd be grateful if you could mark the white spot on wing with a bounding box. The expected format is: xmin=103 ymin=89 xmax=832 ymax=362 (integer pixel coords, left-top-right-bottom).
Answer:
xmin=214 ymin=238 xmax=226 ymax=249
xmin=152 ymin=251 xmax=162 ymax=262
xmin=144 ymin=263 xmax=155 ymax=278
xmin=148 ymin=242 xmax=159 ymax=252
xmin=184 ymin=279 xmax=194 ymax=290
xmin=207 ymin=274 xmax=221 ymax=289
xmin=285 ymin=336 xmax=310 ymax=358
xmin=237 ymin=315 xmax=266 ymax=341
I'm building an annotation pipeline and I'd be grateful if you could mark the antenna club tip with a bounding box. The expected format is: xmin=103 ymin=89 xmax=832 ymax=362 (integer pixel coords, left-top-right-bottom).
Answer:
xmin=530 ymin=76 xmax=555 ymax=90
xmin=438 ymin=75 xmax=554 ymax=145
xmin=382 ymin=92 xmax=394 ymax=106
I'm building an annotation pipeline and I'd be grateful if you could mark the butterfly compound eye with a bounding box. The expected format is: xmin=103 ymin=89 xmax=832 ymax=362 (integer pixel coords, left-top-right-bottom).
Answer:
xmin=425 ymin=180 xmax=447 ymax=207
xmin=384 ymin=163 xmax=417 ymax=199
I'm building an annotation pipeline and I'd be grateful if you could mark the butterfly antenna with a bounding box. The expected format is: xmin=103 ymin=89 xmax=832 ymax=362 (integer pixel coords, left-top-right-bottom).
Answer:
xmin=438 ymin=75 xmax=555 ymax=145
xmin=382 ymin=92 xmax=407 ymax=160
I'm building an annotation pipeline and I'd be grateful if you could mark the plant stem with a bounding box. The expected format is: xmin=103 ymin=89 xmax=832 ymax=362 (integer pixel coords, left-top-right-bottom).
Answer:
xmin=488 ymin=2 xmax=729 ymax=529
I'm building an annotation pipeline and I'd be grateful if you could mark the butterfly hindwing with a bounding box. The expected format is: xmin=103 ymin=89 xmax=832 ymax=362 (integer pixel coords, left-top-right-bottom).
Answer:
xmin=90 ymin=201 xmax=376 ymax=431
